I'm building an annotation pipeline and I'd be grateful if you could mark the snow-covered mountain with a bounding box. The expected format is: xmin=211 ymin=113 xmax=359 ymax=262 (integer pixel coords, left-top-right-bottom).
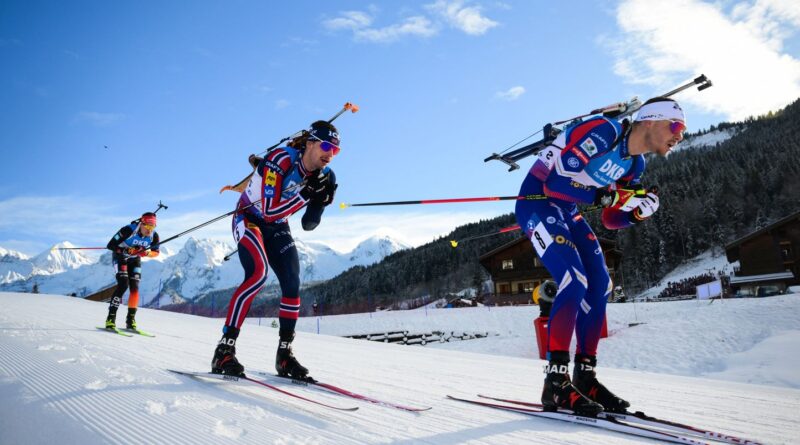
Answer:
xmin=674 ymin=126 xmax=741 ymax=151
xmin=298 ymin=235 xmax=409 ymax=283
xmin=0 ymin=246 xmax=32 ymax=285
xmin=30 ymin=241 xmax=95 ymax=275
xmin=0 ymin=235 xmax=409 ymax=304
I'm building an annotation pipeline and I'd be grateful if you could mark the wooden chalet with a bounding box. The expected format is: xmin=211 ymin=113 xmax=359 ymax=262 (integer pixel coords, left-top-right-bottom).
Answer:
xmin=479 ymin=236 xmax=622 ymax=305
xmin=725 ymin=210 xmax=800 ymax=296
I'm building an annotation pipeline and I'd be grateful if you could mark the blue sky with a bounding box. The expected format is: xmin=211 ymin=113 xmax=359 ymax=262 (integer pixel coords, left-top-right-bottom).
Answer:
xmin=1 ymin=0 xmax=799 ymax=256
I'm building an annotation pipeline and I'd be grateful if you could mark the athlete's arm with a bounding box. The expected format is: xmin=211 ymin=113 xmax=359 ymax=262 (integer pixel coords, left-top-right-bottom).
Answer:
xmin=261 ymin=150 xmax=308 ymax=223
xmin=106 ymin=226 xmax=133 ymax=252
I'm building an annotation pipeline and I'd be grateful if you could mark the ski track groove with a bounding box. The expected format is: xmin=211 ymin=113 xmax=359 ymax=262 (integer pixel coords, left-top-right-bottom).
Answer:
xmin=0 ymin=324 xmax=227 ymax=444
xmin=0 ymin=331 xmax=130 ymax=444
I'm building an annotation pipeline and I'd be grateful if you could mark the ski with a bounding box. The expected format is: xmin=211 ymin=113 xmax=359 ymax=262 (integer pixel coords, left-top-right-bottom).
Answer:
xmin=255 ymin=371 xmax=431 ymax=412
xmin=167 ymin=370 xmax=359 ymax=411
xmin=477 ymin=394 xmax=762 ymax=445
xmin=447 ymin=395 xmax=710 ymax=445
xmin=123 ymin=328 xmax=155 ymax=337
xmin=96 ymin=326 xmax=133 ymax=337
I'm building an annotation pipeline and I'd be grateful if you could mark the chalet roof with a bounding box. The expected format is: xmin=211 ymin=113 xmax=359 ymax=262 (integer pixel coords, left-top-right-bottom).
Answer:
xmin=725 ymin=210 xmax=800 ymax=262
xmin=479 ymin=234 xmax=618 ymax=261
xmin=479 ymin=236 xmax=529 ymax=261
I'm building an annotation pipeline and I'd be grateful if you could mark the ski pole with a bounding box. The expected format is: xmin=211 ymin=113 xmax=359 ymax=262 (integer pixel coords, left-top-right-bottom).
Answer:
xmin=450 ymin=225 xmax=521 ymax=248
xmin=158 ymin=202 xmax=256 ymax=246
xmin=448 ymin=203 xmax=606 ymax=248
xmin=51 ymin=246 xmax=107 ymax=250
xmin=54 ymin=202 xmax=170 ymax=250
xmin=340 ymin=194 xmax=548 ymax=209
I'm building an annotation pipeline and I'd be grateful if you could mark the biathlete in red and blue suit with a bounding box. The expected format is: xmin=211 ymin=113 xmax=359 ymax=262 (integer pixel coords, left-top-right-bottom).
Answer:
xmin=515 ymin=98 xmax=687 ymax=416
xmin=212 ymin=120 xmax=340 ymax=379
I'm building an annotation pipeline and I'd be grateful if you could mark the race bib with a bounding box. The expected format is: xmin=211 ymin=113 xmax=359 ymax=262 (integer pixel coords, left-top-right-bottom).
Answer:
xmin=530 ymin=222 xmax=554 ymax=257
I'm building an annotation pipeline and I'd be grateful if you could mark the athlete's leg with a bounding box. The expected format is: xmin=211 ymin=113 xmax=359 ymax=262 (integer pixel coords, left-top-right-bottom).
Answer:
xmin=105 ymin=254 xmax=130 ymax=327
xmin=125 ymin=257 xmax=142 ymax=329
xmin=568 ymin=214 xmax=612 ymax=357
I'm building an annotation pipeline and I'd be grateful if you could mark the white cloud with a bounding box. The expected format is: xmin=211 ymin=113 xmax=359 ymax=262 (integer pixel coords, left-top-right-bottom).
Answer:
xmin=274 ymin=99 xmax=290 ymax=110
xmin=323 ymin=11 xmax=373 ymax=31
xmin=356 ymin=16 xmax=438 ymax=42
xmin=73 ymin=111 xmax=124 ymax=126
xmin=323 ymin=2 xmax=499 ymax=43
xmin=427 ymin=0 xmax=499 ymax=35
xmin=324 ymin=10 xmax=437 ymax=43
xmin=608 ymin=0 xmax=800 ymax=121
xmin=495 ymin=85 xmax=526 ymax=101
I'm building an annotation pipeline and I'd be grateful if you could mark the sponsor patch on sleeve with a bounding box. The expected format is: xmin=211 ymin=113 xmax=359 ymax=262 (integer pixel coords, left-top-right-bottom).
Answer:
xmin=265 ymin=170 xmax=277 ymax=187
xmin=569 ymin=147 xmax=589 ymax=164
xmin=580 ymin=137 xmax=599 ymax=156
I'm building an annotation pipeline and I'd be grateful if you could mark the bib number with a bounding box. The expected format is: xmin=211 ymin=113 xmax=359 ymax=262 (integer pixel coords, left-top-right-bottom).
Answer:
xmin=531 ymin=222 xmax=554 ymax=257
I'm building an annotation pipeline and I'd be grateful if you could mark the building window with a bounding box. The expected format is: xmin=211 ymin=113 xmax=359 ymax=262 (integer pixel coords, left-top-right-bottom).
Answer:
xmin=522 ymin=282 xmax=535 ymax=293
xmin=502 ymin=259 xmax=514 ymax=270
xmin=780 ymin=242 xmax=793 ymax=261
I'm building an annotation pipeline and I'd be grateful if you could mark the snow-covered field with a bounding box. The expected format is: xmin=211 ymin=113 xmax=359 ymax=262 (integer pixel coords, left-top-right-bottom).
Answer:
xmin=2 ymin=291 xmax=799 ymax=444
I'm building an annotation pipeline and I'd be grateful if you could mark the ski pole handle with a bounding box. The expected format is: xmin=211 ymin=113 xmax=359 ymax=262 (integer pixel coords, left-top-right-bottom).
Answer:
xmin=328 ymin=102 xmax=359 ymax=123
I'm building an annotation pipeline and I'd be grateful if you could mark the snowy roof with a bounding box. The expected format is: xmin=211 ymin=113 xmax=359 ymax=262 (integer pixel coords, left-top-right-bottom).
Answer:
xmin=725 ymin=210 xmax=800 ymax=252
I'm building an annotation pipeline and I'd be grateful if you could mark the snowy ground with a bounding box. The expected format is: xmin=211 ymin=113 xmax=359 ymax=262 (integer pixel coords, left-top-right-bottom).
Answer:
xmin=2 ymin=291 xmax=799 ymax=445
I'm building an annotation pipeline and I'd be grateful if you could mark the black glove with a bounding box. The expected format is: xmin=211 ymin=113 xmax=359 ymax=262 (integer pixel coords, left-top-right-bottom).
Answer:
xmin=248 ymin=154 xmax=263 ymax=168
xmin=302 ymin=202 xmax=325 ymax=231
xmin=300 ymin=170 xmax=337 ymax=206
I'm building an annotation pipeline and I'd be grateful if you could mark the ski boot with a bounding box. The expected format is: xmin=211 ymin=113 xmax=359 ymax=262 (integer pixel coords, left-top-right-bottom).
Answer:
xmin=104 ymin=307 xmax=118 ymax=329
xmin=573 ymin=354 xmax=630 ymax=413
xmin=541 ymin=351 xmax=604 ymax=417
xmin=125 ymin=308 xmax=137 ymax=330
xmin=275 ymin=330 xmax=310 ymax=380
xmin=211 ymin=327 xmax=245 ymax=376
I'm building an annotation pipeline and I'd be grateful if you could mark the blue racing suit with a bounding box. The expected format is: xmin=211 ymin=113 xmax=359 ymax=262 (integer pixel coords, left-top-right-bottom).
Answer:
xmin=516 ymin=116 xmax=646 ymax=357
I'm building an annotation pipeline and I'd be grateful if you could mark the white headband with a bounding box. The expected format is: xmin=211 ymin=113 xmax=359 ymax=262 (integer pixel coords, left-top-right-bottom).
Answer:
xmin=635 ymin=100 xmax=685 ymax=124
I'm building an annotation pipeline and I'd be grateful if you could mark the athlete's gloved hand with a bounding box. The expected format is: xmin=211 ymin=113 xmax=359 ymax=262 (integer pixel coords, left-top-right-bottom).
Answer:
xmin=595 ymin=185 xmax=646 ymax=211
xmin=126 ymin=247 xmax=143 ymax=256
xmin=300 ymin=170 xmax=337 ymax=206
xmin=632 ymin=192 xmax=659 ymax=221
xmin=136 ymin=249 xmax=152 ymax=258
xmin=248 ymin=154 xmax=262 ymax=168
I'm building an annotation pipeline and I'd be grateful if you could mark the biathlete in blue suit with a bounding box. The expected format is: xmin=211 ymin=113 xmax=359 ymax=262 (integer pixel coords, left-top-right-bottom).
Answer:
xmin=104 ymin=212 xmax=160 ymax=330
xmin=516 ymin=98 xmax=687 ymax=416
xmin=212 ymin=120 xmax=340 ymax=379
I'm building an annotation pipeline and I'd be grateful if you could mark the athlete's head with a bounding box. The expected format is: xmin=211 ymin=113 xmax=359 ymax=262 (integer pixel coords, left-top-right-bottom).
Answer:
xmin=303 ymin=120 xmax=340 ymax=170
xmin=630 ymin=97 xmax=686 ymax=157
xmin=140 ymin=212 xmax=157 ymax=236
